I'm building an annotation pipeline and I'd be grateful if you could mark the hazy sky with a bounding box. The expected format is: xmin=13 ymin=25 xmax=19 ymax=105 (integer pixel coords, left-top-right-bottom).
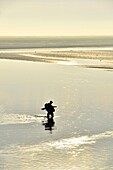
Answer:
xmin=0 ymin=0 xmax=113 ymax=36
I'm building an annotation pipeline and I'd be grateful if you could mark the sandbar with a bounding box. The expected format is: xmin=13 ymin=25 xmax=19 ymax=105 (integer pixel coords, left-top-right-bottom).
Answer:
xmin=0 ymin=49 xmax=113 ymax=70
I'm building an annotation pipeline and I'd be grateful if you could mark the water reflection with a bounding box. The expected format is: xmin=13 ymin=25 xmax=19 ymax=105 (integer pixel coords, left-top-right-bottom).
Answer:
xmin=1 ymin=59 xmax=113 ymax=169
xmin=0 ymin=112 xmax=41 ymax=125
xmin=42 ymin=116 xmax=55 ymax=133
xmin=1 ymin=130 xmax=113 ymax=170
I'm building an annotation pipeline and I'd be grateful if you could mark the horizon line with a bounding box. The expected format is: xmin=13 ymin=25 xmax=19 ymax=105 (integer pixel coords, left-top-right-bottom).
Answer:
xmin=0 ymin=35 xmax=113 ymax=37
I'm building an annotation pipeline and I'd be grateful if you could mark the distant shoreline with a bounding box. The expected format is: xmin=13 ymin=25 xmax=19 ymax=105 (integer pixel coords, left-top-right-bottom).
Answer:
xmin=34 ymin=50 xmax=113 ymax=60
xmin=0 ymin=49 xmax=113 ymax=70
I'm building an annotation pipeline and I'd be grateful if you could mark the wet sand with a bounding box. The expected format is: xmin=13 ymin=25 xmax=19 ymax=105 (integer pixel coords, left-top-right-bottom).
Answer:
xmin=0 ymin=49 xmax=113 ymax=70
xmin=1 ymin=59 xmax=113 ymax=170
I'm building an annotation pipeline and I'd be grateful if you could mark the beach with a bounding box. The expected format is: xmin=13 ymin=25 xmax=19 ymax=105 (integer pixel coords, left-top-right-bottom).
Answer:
xmin=0 ymin=53 xmax=113 ymax=169
xmin=0 ymin=49 xmax=113 ymax=70
xmin=0 ymin=36 xmax=113 ymax=169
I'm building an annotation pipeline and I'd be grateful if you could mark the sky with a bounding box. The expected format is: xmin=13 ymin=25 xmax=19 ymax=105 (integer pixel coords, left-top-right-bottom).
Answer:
xmin=0 ymin=0 xmax=113 ymax=36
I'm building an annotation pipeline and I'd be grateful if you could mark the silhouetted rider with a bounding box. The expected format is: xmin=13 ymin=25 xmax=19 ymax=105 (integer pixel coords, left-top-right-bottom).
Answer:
xmin=41 ymin=101 xmax=57 ymax=119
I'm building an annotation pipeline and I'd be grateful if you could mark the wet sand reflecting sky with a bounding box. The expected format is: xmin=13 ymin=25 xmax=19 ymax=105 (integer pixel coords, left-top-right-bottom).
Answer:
xmin=0 ymin=59 xmax=113 ymax=169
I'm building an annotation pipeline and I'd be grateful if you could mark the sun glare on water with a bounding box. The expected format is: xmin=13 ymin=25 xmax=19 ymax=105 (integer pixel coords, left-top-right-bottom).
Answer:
xmin=56 ymin=61 xmax=77 ymax=65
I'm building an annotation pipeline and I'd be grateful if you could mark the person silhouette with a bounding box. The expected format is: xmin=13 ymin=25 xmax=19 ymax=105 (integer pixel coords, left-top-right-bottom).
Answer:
xmin=42 ymin=101 xmax=57 ymax=120
xmin=41 ymin=101 xmax=57 ymax=131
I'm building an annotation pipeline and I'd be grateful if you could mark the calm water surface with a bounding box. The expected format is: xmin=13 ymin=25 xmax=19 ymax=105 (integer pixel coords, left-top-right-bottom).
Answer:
xmin=0 ymin=60 xmax=113 ymax=170
xmin=0 ymin=36 xmax=113 ymax=49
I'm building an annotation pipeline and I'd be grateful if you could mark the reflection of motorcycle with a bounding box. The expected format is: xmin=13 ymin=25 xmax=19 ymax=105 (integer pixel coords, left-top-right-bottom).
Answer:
xmin=42 ymin=115 xmax=55 ymax=131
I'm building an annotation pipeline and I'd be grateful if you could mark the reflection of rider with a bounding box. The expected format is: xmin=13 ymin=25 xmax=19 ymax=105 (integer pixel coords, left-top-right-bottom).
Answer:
xmin=42 ymin=101 xmax=56 ymax=119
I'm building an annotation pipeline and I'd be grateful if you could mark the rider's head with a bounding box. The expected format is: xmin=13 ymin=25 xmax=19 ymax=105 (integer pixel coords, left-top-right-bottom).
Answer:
xmin=50 ymin=101 xmax=53 ymax=104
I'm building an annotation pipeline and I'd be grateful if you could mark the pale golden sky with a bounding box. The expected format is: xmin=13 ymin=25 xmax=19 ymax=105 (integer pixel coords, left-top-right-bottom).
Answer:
xmin=0 ymin=0 xmax=113 ymax=36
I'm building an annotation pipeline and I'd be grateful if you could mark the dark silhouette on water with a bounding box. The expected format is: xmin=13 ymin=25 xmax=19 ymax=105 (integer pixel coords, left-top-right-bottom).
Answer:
xmin=41 ymin=101 xmax=57 ymax=131
xmin=42 ymin=115 xmax=55 ymax=132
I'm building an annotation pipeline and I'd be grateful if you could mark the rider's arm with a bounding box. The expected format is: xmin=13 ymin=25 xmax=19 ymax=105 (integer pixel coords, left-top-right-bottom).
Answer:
xmin=41 ymin=108 xmax=45 ymax=110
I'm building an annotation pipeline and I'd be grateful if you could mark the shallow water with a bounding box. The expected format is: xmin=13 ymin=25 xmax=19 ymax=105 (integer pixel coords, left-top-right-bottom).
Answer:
xmin=0 ymin=36 xmax=113 ymax=49
xmin=0 ymin=59 xmax=113 ymax=170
